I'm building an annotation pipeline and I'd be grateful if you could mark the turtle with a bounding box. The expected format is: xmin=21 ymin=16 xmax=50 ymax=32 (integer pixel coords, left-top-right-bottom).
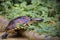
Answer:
xmin=1 ymin=16 xmax=43 ymax=39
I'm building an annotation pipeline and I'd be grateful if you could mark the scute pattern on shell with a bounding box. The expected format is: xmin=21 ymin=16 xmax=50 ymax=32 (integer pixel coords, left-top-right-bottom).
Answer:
xmin=6 ymin=16 xmax=30 ymax=31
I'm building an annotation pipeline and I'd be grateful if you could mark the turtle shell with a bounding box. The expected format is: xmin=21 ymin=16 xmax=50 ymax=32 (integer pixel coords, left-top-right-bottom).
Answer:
xmin=5 ymin=16 xmax=30 ymax=32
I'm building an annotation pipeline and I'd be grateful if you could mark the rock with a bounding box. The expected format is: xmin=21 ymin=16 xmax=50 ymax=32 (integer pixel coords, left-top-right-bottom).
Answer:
xmin=0 ymin=16 xmax=9 ymax=32
xmin=23 ymin=31 xmax=47 ymax=40
xmin=51 ymin=37 xmax=60 ymax=40
xmin=45 ymin=36 xmax=52 ymax=40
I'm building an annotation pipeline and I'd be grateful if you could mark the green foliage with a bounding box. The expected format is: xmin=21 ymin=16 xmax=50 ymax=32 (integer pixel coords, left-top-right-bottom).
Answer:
xmin=0 ymin=0 xmax=60 ymax=36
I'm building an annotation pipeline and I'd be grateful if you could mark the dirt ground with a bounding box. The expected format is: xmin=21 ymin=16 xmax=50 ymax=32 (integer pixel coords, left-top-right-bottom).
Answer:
xmin=0 ymin=32 xmax=28 ymax=40
xmin=0 ymin=32 xmax=60 ymax=40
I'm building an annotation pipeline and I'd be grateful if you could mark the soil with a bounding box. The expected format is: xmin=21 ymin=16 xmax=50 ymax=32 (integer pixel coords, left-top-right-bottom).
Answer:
xmin=0 ymin=32 xmax=28 ymax=40
xmin=0 ymin=32 xmax=60 ymax=40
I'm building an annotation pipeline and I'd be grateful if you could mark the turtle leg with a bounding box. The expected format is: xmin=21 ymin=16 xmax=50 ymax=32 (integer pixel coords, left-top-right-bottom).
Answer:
xmin=1 ymin=32 xmax=8 ymax=39
xmin=15 ymin=30 xmax=23 ymax=37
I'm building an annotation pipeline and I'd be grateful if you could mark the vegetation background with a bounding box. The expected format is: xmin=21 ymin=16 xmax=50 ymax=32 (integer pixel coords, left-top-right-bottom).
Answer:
xmin=0 ymin=0 xmax=60 ymax=37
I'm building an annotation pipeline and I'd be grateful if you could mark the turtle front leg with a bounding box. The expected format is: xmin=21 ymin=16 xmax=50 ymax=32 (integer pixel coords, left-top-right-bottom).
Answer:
xmin=1 ymin=32 xmax=8 ymax=39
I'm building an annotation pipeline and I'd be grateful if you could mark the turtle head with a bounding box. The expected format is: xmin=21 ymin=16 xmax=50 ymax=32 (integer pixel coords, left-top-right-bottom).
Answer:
xmin=31 ymin=18 xmax=44 ymax=22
